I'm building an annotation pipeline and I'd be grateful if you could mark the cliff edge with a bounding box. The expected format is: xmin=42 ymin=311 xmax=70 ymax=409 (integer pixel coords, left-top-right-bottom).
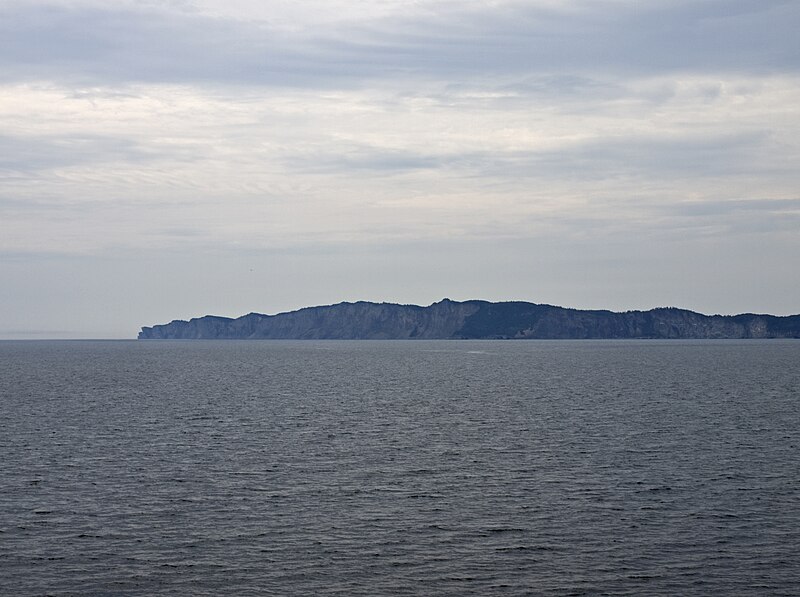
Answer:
xmin=138 ymin=299 xmax=800 ymax=340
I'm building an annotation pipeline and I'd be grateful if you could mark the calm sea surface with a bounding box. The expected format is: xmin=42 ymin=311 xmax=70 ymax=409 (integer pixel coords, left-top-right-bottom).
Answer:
xmin=1 ymin=340 xmax=799 ymax=596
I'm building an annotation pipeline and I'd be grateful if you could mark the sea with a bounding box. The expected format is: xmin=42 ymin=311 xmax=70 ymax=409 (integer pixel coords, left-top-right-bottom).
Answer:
xmin=1 ymin=339 xmax=798 ymax=596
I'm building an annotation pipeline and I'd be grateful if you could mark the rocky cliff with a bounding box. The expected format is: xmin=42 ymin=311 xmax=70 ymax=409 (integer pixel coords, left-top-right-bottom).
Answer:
xmin=138 ymin=299 xmax=800 ymax=340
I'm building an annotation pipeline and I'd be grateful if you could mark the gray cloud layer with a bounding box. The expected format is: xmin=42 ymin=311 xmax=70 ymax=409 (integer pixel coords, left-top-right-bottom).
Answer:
xmin=1 ymin=0 xmax=799 ymax=337
xmin=2 ymin=0 xmax=798 ymax=86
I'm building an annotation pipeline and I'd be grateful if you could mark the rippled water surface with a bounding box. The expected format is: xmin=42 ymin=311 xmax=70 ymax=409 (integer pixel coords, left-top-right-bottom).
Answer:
xmin=1 ymin=340 xmax=799 ymax=595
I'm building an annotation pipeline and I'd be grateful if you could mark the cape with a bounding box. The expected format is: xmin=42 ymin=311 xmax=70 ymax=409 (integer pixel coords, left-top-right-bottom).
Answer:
xmin=138 ymin=299 xmax=800 ymax=339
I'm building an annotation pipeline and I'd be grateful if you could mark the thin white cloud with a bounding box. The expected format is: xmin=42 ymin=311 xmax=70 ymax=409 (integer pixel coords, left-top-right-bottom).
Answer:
xmin=2 ymin=70 xmax=799 ymax=254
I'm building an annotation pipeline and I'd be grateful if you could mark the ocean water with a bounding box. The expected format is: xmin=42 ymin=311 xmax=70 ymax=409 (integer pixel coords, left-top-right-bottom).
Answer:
xmin=1 ymin=339 xmax=798 ymax=596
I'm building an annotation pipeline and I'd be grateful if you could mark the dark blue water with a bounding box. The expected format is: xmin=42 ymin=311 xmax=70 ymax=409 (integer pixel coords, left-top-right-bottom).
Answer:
xmin=1 ymin=340 xmax=799 ymax=595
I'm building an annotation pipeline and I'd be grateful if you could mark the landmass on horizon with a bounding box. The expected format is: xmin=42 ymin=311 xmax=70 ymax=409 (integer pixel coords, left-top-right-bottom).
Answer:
xmin=138 ymin=299 xmax=800 ymax=340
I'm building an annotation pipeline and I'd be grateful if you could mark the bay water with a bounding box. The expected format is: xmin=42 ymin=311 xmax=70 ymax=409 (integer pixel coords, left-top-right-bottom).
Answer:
xmin=1 ymin=340 xmax=798 ymax=595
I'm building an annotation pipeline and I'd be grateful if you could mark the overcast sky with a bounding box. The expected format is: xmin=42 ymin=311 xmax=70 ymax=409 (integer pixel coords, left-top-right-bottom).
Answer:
xmin=1 ymin=0 xmax=799 ymax=338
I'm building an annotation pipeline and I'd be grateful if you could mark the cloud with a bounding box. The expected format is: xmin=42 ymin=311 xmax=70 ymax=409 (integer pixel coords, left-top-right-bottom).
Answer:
xmin=1 ymin=0 xmax=798 ymax=88
xmin=1 ymin=0 xmax=799 ymax=336
xmin=281 ymin=143 xmax=444 ymax=174
xmin=0 ymin=133 xmax=154 ymax=173
xmin=663 ymin=198 xmax=800 ymax=236
xmin=468 ymin=131 xmax=774 ymax=181
xmin=276 ymin=130 xmax=776 ymax=184
xmin=670 ymin=197 xmax=800 ymax=217
xmin=2 ymin=69 xmax=798 ymax=257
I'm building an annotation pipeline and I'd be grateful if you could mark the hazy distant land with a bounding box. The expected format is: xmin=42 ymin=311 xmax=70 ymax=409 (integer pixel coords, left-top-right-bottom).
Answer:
xmin=138 ymin=299 xmax=800 ymax=340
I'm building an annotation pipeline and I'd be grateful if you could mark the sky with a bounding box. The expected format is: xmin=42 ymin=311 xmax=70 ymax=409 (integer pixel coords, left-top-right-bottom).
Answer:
xmin=1 ymin=0 xmax=799 ymax=338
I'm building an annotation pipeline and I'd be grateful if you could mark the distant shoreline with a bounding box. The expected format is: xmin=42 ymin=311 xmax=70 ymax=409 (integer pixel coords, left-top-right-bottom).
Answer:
xmin=138 ymin=299 xmax=800 ymax=340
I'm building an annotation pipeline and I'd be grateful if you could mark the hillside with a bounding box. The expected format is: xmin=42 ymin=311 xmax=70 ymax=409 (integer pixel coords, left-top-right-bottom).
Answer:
xmin=138 ymin=299 xmax=800 ymax=339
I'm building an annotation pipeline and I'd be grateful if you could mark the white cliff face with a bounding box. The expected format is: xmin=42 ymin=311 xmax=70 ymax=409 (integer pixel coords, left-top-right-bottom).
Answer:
xmin=138 ymin=300 xmax=800 ymax=340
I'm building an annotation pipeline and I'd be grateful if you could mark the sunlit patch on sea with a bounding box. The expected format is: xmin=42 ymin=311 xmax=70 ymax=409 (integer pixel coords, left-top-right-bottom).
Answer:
xmin=1 ymin=339 xmax=799 ymax=595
